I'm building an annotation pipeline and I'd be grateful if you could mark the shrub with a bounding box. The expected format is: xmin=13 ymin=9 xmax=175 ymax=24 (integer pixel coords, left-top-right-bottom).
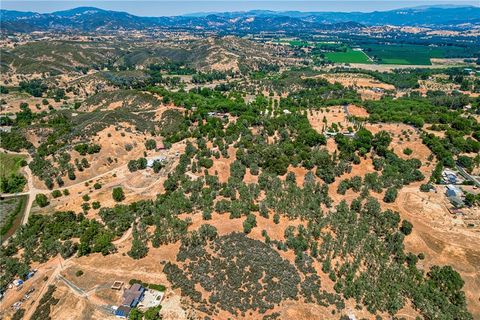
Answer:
xmin=112 ymin=187 xmax=125 ymax=202
xmin=93 ymin=182 xmax=102 ymax=190
xmin=92 ymin=201 xmax=101 ymax=209
xmin=403 ymin=148 xmax=413 ymax=155
xmin=152 ymin=160 xmax=164 ymax=173
xmin=202 ymin=209 xmax=212 ymax=220
xmin=35 ymin=193 xmax=49 ymax=207
xmin=75 ymin=270 xmax=84 ymax=277
xmin=145 ymin=139 xmax=156 ymax=150
xmin=198 ymin=157 xmax=214 ymax=169
xmin=51 ymin=190 xmax=62 ymax=198
xmin=400 ymin=220 xmax=413 ymax=235
xmin=420 ymin=183 xmax=432 ymax=192
xmin=243 ymin=214 xmax=257 ymax=234
xmin=383 ymin=187 xmax=398 ymax=203
xmin=273 ymin=213 xmax=280 ymax=224
xmin=81 ymin=202 xmax=90 ymax=212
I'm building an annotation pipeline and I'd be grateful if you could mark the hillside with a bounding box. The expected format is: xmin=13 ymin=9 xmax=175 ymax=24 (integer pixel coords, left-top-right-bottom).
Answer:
xmin=0 ymin=9 xmax=479 ymax=320
xmin=1 ymin=5 xmax=479 ymax=34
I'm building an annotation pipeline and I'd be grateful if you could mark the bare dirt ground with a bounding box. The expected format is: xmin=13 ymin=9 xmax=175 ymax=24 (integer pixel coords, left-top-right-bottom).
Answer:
xmin=317 ymin=73 xmax=394 ymax=99
xmin=307 ymin=106 xmax=350 ymax=133
xmin=0 ymin=93 xmax=67 ymax=115
xmin=32 ymin=138 xmax=185 ymax=216
xmin=347 ymin=104 xmax=369 ymax=118
xmin=320 ymin=73 xmax=394 ymax=90
xmin=392 ymin=186 xmax=480 ymax=319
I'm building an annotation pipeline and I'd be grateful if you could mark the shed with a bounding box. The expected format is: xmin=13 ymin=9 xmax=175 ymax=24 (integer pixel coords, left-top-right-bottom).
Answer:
xmin=445 ymin=185 xmax=462 ymax=197
xmin=446 ymin=173 xmax=457 ymax=184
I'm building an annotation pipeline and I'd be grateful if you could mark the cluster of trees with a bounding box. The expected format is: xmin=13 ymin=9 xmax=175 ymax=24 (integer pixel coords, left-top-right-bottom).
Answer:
xmin=165 ymin=233 xmax=305 ymax=316
xmin=19 ymin=79 xmax=48 ymax=97
xmin=30 ymin=285 xmax=58 ymax=320
xmin=280 ymin=78 xmax=360 ymax=109
xmin=73 ymin=143 xmax=101 ymax=156
xmin=128 ymin=306 xmax=162 ymax=320
xmin=128 ymin=158 xmax=147 ymax=172
xmin=465 ymin=192 xmax=480 ymax=207
xmin=148 ymin=61 xmax=196 ymax=75
xmin=0 ymin=130 xmax=33 ymax=152
xmin=192 ymin=71 xmax=229 ymax=84
xmin=128 ymin=224 xmax=149 ymax=259
xmin=336 ymin=176 xmax=362 ymax=195
xmin=365 ymin=95 xmax=475 ymax=128
xmin=1 ymin=211 xmax=116 ymax=289
xmin=365 ymin=95 xmax=479 ymax=168
xmin=0 ymin=173 xmax=26 ymax=193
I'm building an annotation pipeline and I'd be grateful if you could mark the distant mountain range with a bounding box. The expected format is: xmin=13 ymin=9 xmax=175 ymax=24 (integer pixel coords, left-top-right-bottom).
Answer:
xmin=1 ymin=5 xmax=479 ymax=33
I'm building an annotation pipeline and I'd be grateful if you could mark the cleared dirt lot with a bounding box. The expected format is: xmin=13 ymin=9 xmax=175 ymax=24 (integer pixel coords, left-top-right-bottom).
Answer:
xmin=307 ymin=106 xmax=350 ymax=132
xmin=393 ymin=186 xmax=480 ymax=319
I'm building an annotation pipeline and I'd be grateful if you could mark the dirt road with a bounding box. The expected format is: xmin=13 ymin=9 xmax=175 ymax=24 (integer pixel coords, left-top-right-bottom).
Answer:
xmin=1 ymin=148 xmax=178 ymax=226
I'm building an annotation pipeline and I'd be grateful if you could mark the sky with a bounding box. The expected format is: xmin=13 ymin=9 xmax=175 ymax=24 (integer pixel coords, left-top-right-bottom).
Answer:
xmin=1 ymin=1 xmax=478 ymax=16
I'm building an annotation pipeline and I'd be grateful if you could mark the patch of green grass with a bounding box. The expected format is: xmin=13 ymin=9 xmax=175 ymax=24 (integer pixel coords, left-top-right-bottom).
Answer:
xmin=325 ymin=49 xmax=371 ymax=64
xmin=0 ymin=152 xmax=26 ymax=178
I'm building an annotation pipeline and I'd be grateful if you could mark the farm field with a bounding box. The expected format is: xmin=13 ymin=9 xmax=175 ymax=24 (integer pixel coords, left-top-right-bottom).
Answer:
xmin=325 ymin=48 xmax=372 ymax=64
xmin=364 ymin=44 xmax=473 ymax=65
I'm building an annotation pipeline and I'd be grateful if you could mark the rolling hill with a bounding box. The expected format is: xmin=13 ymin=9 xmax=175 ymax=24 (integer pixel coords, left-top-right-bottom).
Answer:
xmin=2 ymin=5 xmax=478 ymax=34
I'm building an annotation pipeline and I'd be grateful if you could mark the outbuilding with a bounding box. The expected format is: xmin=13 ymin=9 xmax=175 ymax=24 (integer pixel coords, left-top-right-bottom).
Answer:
xmin=445 ymin=185 xmax=462 ymax=197
xmin=115 ymin=305 xmax=131 ymax=318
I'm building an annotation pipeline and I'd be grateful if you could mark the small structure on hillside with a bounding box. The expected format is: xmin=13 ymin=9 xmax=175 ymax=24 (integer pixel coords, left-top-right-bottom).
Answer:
xmin=111 ymin=281 xmax=124 ymax=290
xmin=446 ymin=185 xmax=463 ymax=198
xmin=147 ymin=156 xmax=166 ymax=168
xmin=442 ymin=170 xmax=458 ymax=184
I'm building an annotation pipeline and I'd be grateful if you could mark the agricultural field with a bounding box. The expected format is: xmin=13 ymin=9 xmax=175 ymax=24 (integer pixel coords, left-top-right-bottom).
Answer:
xmin=325 ymin=48 xmax=372 ymax=64
xmin=364 ymin=44 xmax=474 ymax=65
